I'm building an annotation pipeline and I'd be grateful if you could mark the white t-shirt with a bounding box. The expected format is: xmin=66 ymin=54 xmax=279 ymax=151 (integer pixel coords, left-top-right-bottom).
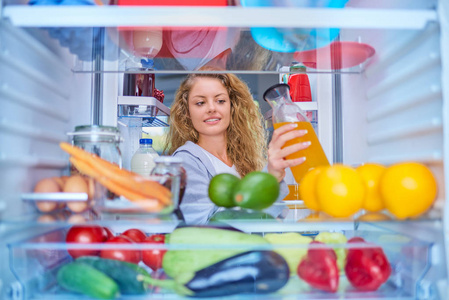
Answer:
xmin=199 ymin=148 xmax=241 ymax=178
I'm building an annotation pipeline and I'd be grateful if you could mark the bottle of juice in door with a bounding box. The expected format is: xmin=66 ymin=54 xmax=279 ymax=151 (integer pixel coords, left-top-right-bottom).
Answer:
xmin=263 ymin=83 xmax=329 ymax=183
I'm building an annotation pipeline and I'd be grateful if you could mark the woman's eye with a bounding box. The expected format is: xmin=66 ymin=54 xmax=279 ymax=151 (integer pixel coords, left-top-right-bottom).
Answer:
xmin=218 ymin=99 xmax=226 ymax=104
xmin=195 ymin=101 xmax=204 ymax=106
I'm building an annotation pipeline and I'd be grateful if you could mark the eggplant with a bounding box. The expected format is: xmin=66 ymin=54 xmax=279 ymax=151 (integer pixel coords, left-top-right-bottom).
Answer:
xmin=139 ymin=250 xmax=289 ymax=297
xmin=185 ymin=250 xmax=289 ymax=297
xmin=175 ymin=223 xmax=243 ymax=232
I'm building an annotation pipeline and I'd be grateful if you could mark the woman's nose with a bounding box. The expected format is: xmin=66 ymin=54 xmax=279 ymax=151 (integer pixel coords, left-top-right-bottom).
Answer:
xmin=207 ymin=102 xmax=216 ymax=113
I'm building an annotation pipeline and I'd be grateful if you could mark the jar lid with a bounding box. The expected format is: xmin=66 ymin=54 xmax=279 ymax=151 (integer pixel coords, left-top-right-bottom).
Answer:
xmin=67 ymin=125 xmax=121 ymax=142
xmin=154 ymin=156 xmax=183 ymax=164
xmin=140 ymin=138 xmax=153 ymax=144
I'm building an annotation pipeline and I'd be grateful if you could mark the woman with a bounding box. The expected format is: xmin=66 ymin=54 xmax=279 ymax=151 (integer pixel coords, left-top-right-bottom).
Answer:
xmin=164 ymin=72 xmax=310 ymax=224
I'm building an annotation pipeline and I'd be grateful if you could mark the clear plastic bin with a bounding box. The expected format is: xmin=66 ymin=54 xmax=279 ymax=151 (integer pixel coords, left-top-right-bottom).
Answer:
xmin=8 ymin=224 xmax=432 ymax=299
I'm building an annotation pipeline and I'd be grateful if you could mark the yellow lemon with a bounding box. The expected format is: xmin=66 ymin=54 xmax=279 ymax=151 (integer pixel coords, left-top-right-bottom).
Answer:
xmin=356 ymin=163 xmax=387 ymax=212
xmin=379 ymin=162 xmax=437 ymax=219
xmin=316 ymin=164 xmax=365 ymax=218
xmin=298 ymin=166 xmax=327 ymax=211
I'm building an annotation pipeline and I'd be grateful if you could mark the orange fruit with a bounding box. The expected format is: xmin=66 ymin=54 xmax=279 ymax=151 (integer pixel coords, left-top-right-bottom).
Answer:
xmin=316 ymin=164 xmax=365 ymax=218
xmin=356 ymin=163 xmax=387 ymax=212
xmin=379 ymin=162 xmax=437 ymax=219
xmin=298 ymin=166 xmax=327 ymax=211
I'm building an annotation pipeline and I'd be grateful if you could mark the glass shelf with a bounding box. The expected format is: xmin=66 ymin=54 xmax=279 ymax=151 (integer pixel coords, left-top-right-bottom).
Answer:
xmin=2 ymin=3 xmax=438 ymax=73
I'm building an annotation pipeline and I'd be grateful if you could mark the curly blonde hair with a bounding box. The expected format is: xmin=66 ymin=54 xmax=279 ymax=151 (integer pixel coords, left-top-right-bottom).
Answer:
xmin=164 ymin=72 xmax=267 ymax=177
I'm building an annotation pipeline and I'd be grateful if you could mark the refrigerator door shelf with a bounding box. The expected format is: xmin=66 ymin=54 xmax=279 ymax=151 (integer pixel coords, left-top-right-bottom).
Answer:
xmin=117 ymin=95 xmax=170 ymax=127
xmin=21 ymin=193 xmax=88 ymax=202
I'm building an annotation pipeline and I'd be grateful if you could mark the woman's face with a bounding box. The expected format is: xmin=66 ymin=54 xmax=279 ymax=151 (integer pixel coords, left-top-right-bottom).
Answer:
xmin=188 ymin=77 xmax=231 ymax=140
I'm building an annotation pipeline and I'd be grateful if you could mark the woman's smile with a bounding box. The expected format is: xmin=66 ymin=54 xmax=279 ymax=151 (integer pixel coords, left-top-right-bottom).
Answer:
xmin=204 ymin=117 xmax=221 ymax=124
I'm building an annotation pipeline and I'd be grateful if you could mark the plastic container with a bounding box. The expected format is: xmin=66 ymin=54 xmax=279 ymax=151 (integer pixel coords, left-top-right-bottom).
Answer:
xmin=264 ymin=84 xmax=329 ymax=184
xmin=131 ymin=138 xmax=159 ymax=177
xmin=8 ymin=226 xmax=432 ymax=299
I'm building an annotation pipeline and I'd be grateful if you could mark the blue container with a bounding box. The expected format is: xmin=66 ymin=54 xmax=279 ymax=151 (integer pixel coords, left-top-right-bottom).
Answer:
xmin=240 ymin=0 xmax=349 ymax=53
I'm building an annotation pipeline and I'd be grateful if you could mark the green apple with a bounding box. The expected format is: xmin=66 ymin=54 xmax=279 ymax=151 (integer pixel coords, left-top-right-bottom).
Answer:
xmin=264 ymin=232 xmax=313 ymax=275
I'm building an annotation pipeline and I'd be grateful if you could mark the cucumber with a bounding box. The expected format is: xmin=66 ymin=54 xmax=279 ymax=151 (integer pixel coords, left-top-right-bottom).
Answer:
xmin=76 ymin=256 xmax=149 ymax=295
xmin=57 ymin=262 xmax=119 ymax=299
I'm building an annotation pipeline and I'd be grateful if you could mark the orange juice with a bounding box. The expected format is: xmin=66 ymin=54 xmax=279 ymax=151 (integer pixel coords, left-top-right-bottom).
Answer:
xmin=283 ymin=184 xmax=306 ymax=209
xmin=273 ymin=121 xmax=329 ymax=183
xmin=284 ymin=184 xmax=300 ymax=200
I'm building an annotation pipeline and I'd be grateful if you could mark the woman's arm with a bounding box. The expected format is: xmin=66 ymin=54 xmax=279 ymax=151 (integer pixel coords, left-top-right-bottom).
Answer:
xmin=173 ymin=151 xmax=217 ymax=224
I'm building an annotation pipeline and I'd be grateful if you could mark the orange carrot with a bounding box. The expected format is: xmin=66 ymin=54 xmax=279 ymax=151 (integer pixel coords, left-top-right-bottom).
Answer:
xmin=61 ymin=142 xmax=171 ymax=204
xmin=70 ymin=157 xmax=164 ymax=212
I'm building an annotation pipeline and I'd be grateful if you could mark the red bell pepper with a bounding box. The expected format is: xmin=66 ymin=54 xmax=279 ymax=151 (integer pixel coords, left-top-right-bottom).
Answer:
xmin=345 ymin=237 xmax=392 ymax=291
xmin=297 ymin=241 xmax=339 ymax=293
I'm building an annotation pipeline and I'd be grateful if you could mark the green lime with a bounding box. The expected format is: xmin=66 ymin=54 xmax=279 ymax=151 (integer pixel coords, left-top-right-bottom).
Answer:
xmin=208 ymin=173 xmax=241 ymax=208
xmin=233 ymin=171 xmax=280 ymax=210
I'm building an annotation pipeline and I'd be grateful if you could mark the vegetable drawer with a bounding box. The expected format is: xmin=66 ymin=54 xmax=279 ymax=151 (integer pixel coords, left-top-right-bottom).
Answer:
xmin=8 ymin=224 xmax=432 ymax=299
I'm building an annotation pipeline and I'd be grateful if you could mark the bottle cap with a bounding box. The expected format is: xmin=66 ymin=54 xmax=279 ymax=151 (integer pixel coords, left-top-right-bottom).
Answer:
xmin=140 ymin=138 xmax=153 ymax=144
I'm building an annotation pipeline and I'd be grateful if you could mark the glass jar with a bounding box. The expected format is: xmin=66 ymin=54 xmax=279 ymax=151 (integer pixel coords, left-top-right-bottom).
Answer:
xmin=69 ymin=125 xmax=122 ymax=171
xmin=68 ymin=125 xmax=122 ymax=204
xmin=151 ymin=157 xmax=187 ymax=207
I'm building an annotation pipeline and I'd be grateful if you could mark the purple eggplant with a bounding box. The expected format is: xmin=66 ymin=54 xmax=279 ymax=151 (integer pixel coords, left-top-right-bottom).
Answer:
xmin=138 ymin=250 xmax=289 ymax=297
xmin=175 ymin=223 xmax=243 ymax=232
xmin=185 ymin=250 xmax=289 ymax=297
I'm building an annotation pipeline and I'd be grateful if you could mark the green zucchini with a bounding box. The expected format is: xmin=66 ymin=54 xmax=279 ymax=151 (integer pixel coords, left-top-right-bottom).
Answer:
xmin=76 ymin=256 xmax=149 ymax=295
xmin=162 ymin=227 xmax=268 ymax=282
xmin=57 ymin=262 xmax=119 ymax=299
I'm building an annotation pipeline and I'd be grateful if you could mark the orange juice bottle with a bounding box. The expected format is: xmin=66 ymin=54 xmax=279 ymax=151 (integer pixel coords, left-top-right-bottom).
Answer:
xmin=264 ymin=83 xmax=330 ymax=184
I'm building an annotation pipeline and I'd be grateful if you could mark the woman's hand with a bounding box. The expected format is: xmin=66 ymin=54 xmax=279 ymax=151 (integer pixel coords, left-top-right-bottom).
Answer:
xmin=267 ymin=123 xmax=311 ymax=182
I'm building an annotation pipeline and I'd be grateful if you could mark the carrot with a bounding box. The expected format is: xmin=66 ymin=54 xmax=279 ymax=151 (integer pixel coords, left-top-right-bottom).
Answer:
xmin=60 ymin=142 xmax=171 ymax=204
xmin=70 ymin=157 xmax=164 ymax=212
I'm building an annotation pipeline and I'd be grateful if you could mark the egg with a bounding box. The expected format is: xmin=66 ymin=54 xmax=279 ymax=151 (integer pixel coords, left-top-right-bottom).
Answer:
xmin=67 ymin=214 xmax=88 ymax=224
xmin=51 ymin=176 xmax=65 ymax=189
xmin=34 ymin=178 xmax=61 ymax=193
xmin=64 ymin=175 xmax=90 ymax=213
xmin=86 ymin=177 xmax=96 ymax=200
xmin=34 ymin=178 xmax=61 ymax=213
xmin=51 ymin=177 xmax=67 ymax=210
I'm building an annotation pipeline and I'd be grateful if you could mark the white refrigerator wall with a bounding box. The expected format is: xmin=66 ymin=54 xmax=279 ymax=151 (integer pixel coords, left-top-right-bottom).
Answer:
xmin=340 ymin=24 xmax=446 ymax=208
xmin=0 ymin=22 xmax=93 ymax=217
xmin=0 ymin=21 xmax=95 ymax=297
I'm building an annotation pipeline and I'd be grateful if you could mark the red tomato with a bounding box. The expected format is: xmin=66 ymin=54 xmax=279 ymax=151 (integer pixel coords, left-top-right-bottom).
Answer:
xmin=100 ymin=235 xmax=141 ymax=264
xmin=122 ymin=228 xmax=146 ymax=243
xmin=65 ymin=225 xmax=108 ymax=258
xmin=142 ymin=234 xmax=166 ymax=271
xmin=103 ymin=227 xmax=115 ymax=240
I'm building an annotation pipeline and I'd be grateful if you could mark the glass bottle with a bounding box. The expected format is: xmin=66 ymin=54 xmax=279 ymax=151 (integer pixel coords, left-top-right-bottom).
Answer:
xmin=151 ymin=157 xmax=187 ymax=207
xmin=131 ymin=138 xmax=159 ymax=177
xmin=263 ymin=83 xmax=329 ymax=183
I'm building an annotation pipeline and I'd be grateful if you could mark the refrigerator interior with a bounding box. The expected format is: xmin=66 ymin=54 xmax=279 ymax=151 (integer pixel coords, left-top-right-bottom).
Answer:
xmin=0 ymin=0 xmax=448 ymax=299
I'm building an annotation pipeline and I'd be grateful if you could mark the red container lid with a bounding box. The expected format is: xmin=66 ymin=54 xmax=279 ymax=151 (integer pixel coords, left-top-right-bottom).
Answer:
xmin=288 ymin=73 xmax=312 ymax=102
xmin=117 ymin=0 xmax=227 ymax=6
